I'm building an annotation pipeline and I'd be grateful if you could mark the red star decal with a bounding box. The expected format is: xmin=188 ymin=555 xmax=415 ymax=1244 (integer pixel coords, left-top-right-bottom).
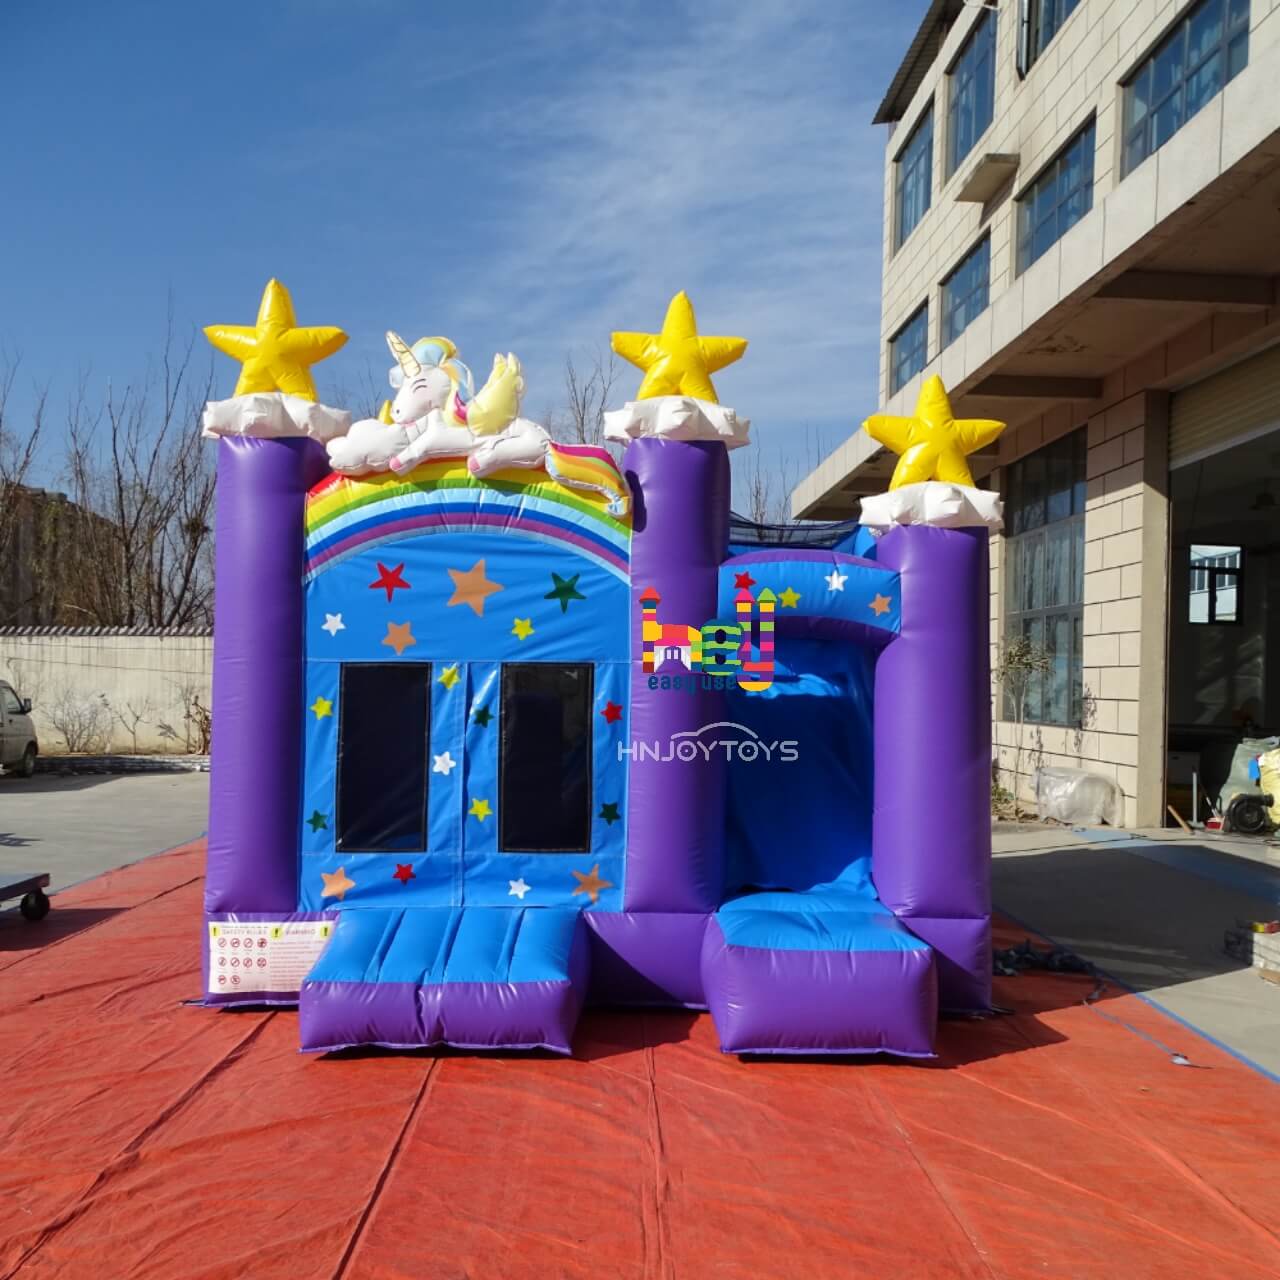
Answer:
xmin=734 ymin=571 xmax=756 ymax=589
xmin=601 ymin=701 xmax=623 ymax=724
xmin=370 ymin=561 xmax=410 ymax=601
xmin=393 ymin=863 xmax=415 ymax=885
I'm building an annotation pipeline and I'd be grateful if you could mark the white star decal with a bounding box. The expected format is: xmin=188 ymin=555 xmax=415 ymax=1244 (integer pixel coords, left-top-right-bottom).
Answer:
xmin=321 ymin=613 xmax=345 ymax=636
xmin=508 ymin=878 xmax=531 ymax=900
xmin=824 ymin=570 xmax=848 ymax=592
xmin=432 ymin=751 xmax=457 ymax=776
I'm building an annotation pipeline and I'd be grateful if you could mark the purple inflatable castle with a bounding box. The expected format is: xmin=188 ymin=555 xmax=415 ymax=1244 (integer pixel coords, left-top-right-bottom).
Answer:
xmin=199 ymin=284 xmax=996 ymax=1058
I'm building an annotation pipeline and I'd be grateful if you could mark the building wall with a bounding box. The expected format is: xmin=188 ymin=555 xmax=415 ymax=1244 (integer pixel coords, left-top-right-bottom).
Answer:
xmin=0 ymin=630 xmax=212 ymax=754
xmin=880 ymin=0 xmax=1280 ymax=402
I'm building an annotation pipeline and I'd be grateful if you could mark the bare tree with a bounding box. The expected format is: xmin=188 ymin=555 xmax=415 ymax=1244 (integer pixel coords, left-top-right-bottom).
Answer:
xmin=737 ymin=444 xmax=800 ymax=527
xmin=59 ymin=314 xmax=217 ymax=628
xmin=0 ymin=354 xmax=48 ymax=621
xmin=324 ymin=355 xmax=385 ymax=422
xmin=547 ymin=348 xmax=621 ymax=458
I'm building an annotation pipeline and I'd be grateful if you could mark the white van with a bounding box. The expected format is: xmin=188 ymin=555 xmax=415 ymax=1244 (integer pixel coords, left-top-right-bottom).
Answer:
xmin=0 ymin=680 xmax=38 ymax=778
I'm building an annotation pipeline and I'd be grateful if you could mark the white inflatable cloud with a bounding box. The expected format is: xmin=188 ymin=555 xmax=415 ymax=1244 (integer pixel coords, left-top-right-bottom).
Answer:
xmin=201 ymin=392 xmax=350 ymax=442
xmin=603 ymin=396 xmax=750 ymax=449
xmin=859 ymin=481 xmax=1004 ymax=531
xmin=325 ymin=419 xmax=411 ymax=476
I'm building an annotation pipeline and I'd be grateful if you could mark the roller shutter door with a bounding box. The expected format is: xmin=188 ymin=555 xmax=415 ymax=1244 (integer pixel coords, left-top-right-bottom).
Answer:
xmin=1170 ymin=343 xmax=1280 ymax=468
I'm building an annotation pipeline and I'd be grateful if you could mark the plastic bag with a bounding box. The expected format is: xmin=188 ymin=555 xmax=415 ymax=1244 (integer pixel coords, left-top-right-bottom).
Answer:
xmin=1035 ymin=766 xmax=1122 ymax=827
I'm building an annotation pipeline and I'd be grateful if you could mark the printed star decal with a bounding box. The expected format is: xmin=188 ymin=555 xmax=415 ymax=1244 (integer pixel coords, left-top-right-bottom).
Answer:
xmin=864 ymin=374 xmax=1006 ymax=489
xmin=321 ymin=613 xmax=345 ymax=637
xmin=438 ymin=664 xmax=461 ymax=691
xmin=734 ymin=571 xmax=757 ymax=590
xmin=447 ymin=560 xmax=503 ymax=617
xmin=321 ymin=867 xmax=355 ymax=901
xmin=571 ymin=864 xmax=613 ymax=905
xmin=382 ymin=620 xmax=416 ymax=656
xmin=778 ymin=587 xmax=801 ymax=608
xmin=508 ymin=878 xmax=531 ymax=900
xmin=545 ymin=572 xmax=586 ymax=613
xmin=469 ymin=797 xmax=493 ymax=823
xmin=393 ymin=863 xmax=416 ymax=885
xmin=306 ymin=810 xmax=328 ymax=833
xmin=611 ymin=291 xmax=747 ymax=403
xmin=825 ymin=570 xmax=848 ymax=592
xmin=370 ymin=561 xmax=410 ymax=601
xmin=203 ymin=278 xmax=347 ymax=401
xmin=601 ymin=701 xmax=623 ymax=725
xmin=870 ymin=594 xmax=892 ymax=617
xmin=310 ymin=696 xmax=333 ymax=720
xmin=433 ymin=751 xmax=457 ymax=776
xmin=598 ymin=802 xmax=621 ymax=826
xmin=472 ymin=705 xmax=493 ymax=728
xmin=511 ymin=617 xmax=534 ymax=641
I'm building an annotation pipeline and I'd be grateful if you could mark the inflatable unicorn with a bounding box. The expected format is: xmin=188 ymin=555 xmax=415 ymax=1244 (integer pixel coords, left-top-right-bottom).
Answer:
xmin=326 ymin=333 xmax=628 ymax=515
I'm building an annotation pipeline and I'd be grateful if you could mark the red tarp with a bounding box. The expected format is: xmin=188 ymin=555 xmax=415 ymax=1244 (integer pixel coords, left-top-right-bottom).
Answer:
xmin=2 ymin=841 xmax=1279 ymax=1279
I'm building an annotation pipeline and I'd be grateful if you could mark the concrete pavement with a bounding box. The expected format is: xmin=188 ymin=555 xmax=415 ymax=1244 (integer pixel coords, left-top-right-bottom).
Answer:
xmin=0 ymin=772 xmax=208 ymax=897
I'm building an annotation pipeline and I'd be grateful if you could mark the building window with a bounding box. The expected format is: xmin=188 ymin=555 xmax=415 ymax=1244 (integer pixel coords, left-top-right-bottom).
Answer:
xmin=948 ymin=10 xmax=996 ymax=176
xmin=1189 ymin=544 xmax=1241 ymax=623
xmin=1003 ymin=431 xmax=1087 ymax=726
xmin=942 ymin=236 xmax=991 ymax=347
xmin=894 ymin=105 xmax=934 ymax=250
xmin=499 ymin=663 xmax=594 ymax=852
xmin=1021 ymin=0 xmax=1082 ymax=72
xmin=1016 ymin=119 xmax=1095 ymax=274
xmin=1122 ymin=0 xmax=1250 ymax=176
xmin=889 ymin=303 xmax=929 ymax=395
xmin=336 ymin=663 xmax=431 ymax=852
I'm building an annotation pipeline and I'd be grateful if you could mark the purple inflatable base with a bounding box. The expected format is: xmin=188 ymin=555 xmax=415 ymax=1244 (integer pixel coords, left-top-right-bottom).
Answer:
xmin=584 ymin=910 xmax=711 ymax=1007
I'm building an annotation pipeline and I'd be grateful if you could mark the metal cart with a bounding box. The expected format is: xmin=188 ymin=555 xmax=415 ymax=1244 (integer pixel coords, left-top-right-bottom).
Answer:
xmin=1 ymin=872 xmax=51 ymax=921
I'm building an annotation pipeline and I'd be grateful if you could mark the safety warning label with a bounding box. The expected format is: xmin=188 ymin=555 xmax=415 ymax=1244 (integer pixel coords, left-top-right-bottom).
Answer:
xmin=207 ymin=920 xmax=333 ymax=996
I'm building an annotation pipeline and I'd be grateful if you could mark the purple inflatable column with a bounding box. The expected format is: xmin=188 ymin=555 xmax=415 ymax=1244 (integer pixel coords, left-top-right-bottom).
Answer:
xmin=873 ymin=524 xmax=991 ymax=1011
xmin=204 ymin=436 xmax=329 ymax=914
xmin=623 ymin=439 xmax=729 ymax=913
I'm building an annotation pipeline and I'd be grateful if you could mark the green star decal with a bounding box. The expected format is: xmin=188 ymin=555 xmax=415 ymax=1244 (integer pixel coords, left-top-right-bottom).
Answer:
xmin=306 ymin=810 xmax=328 ymax=833
xmin=598 ymin=802 xmax=621 ymax=825
xmin=545 ymin=572 xmax=586 ymax=613
xmin=473 ymin=705 xmax=493 ymax=728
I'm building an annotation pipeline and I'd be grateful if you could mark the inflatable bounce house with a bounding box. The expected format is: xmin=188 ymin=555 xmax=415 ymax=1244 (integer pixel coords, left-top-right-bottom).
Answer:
xmin=199 ymin=280 xmax=1004 ymax=1058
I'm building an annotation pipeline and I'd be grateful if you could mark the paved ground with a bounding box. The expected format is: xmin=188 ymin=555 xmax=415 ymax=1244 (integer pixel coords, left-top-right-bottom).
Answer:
xmin=993 ymin=822 xmax=1280 ymax=1078
xmin=0 ymin=772 xmax=208 ymax=896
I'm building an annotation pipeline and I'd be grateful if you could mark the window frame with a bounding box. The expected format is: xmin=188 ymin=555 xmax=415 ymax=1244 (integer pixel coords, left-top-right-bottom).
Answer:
xmin=941 ymin=234 xmax=991 ymax=348
xmin=1121 ymin=0 xmax=1251 ymax=177
xmin=947 ymin=8 xmax=997 ymax=178
xmin=1015 ymin=117 xmax=1096 ymax=275
xmin=1002 ymin=430 xmax=1088 ymax=728
xmin=893 ymin=103 xmax=935 ymax=252
xmin=1188 ymin=543 xmax=1244 ymax=625
xmin=888 ymin=301 xmax=930 ymax=396
xmin=498 ymin=661 xmax=595 ymax=854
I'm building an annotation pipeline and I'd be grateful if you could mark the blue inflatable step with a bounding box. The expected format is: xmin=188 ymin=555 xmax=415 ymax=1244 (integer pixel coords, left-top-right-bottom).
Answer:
xmin=298 ymin=906 xmax=590 ymax=1054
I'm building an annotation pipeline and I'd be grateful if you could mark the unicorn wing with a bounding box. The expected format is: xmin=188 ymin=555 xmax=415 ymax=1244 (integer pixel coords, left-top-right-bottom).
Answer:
xmin=467 ymin=353 xmax=525 ymax=436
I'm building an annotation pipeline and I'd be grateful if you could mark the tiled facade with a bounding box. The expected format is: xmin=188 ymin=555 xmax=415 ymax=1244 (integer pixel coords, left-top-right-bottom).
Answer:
xmin=797 ymin=0 xmax=1280 ymax=827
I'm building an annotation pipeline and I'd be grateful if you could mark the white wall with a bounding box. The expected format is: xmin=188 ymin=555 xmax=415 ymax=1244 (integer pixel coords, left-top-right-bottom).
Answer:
xmin=0 ymin=630 xmax=212 ymax=754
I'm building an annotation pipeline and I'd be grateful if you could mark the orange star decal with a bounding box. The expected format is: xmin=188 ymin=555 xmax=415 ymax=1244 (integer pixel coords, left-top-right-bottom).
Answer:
xmin=447 ymin=560 xmax=503 ymax=616
xmin=870 ymin=594 xmax=892 ymax=617
xmin=321 ymin=867 xmax=356 ymax=901
xmin=571 ymin=864 xmax=613 ymax=905
xmin=382 ymin=621 xmax=416 ymax=656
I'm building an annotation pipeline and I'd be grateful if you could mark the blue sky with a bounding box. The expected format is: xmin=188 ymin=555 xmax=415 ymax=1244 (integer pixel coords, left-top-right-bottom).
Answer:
xmin=4 ymin=0 xmax=921 ymax=507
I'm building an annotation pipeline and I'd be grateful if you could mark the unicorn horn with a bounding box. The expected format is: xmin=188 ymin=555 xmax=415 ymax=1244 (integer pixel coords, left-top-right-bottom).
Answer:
xmin=386 ymin=330 xmax=421 ymax=377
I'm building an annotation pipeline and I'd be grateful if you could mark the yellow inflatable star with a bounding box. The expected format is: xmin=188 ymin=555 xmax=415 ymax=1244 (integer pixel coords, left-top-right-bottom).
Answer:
xmin=204 ymin=278 xmax=347 ymax=402
xmin=864 ymin=375 xmax=1006 ymax=489
xmin=611 ymin=291 xmax=746 ymax=404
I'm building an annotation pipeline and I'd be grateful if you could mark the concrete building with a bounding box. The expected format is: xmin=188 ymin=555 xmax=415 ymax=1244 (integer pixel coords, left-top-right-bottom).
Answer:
xmin=794 ymin=0 xmax=1280 ymax=826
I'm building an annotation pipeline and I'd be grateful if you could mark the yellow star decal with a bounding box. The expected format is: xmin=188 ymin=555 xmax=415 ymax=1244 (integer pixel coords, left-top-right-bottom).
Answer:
xmin=870 ymin=594 xmax=892 ymax=617
xmin=438 ymin=664 xmax=461 ymax=691
xmin=511 ymin=617 xmax=534 ymax=641
xmin=611 ymin=291 xmax=747 ymax=404
xmin=310 ymin=696 xmax=333 ymax=719
xmin=447 ymin=559 xmax=504 ymax=617
xmin=204 ymin=279 xmax=347 ymax=402
xmin=382 ymin=621 xmax=416 ymax=656
xmin=864 ymin=374 xmax=1005 ymax=489
xmin=778 ymin=587 xmax=801 ymax=608
xmin=320 ymin=867 xmax=355 ymax=901
xmin=571 ymin=863 xmax=613 ymax=905
xmin=469 ymin=797 xmax=493 ymax=822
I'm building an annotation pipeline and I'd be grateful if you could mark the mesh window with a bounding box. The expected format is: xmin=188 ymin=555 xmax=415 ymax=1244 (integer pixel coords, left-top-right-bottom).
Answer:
xmin=499 ymin=664 xmax=594 ymax=852
xmin=336 ymin=663 xmax=431 ymax=853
